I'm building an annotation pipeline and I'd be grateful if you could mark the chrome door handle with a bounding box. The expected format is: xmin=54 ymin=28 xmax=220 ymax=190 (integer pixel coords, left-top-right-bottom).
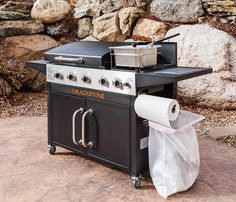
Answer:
xmin=54 ymin=56 xmax=83 ymax=63
xmin=72 ymin=108 xmax=84 ymax=145
xmin=80 ymin=109 xmax=93 ymax=148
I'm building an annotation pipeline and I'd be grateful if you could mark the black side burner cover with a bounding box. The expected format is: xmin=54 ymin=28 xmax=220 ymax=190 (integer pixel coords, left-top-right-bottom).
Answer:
xmin=44 ymin=41 xmax=127 ymax=69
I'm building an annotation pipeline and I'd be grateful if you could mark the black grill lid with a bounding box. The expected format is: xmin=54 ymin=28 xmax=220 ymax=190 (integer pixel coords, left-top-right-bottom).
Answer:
xmin=44 ymin=41 xmax=126 ymax=69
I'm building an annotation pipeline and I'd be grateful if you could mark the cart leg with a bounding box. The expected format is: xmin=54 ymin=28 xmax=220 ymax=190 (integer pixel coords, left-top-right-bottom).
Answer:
xmin=131 ymin=175 xmax=142 ymax=189
xmin=48 ymin=144 xmax=56 ymax=154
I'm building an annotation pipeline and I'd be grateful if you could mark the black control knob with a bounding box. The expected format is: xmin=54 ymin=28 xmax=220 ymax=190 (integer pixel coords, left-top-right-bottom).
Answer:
xmin=123 ymin=82 xmax=131 ymax=88
xmin=68 ymin=74 xmax=77 ymax=81
xmin=54 ymin=72 xmax=63 ymax=80
xmin=101 ymin=78 xmax=106 ymax=85
xmin=113 ymin=79 xmax=122 ymax=88
xmin=99 ymin=77 xmax=108 ymax=86
xmin=81 ymin=75 xmax=91 ymax=83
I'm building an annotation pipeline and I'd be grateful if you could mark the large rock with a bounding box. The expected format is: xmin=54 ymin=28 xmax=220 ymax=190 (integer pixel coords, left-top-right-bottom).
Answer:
xmin=135 ymin=0 xmax=149 ymax=7
xmin=118 ymin=7 xmax=144 ymax=37
xmin=100 ymin=0 xmax=126 ymax=13
xmin=2 ymin=34 xmax=58 ymax=61
xmin=0 ymin=20 xmax=44 ymax=38
xmin=151 ymin=0 xmax=204 ymax=23
xmin=46 ymin=20 xmax=72 ymax=37
xmin=82 ymin=35 xmax=99 ymax=41
xmin=92 ymin=12 xmax=125 ymax=41
xmin=202 ymin=0 xmax=210 ymax=9
xmin=0 ymin=77 xmax=12 ymax=97
xmin=69 ymin=0 xmax=79 ymax=6
xmin=0 ymin=35 xmax=58 ymax=91
xmin=0 ymin=10 xmax=30 ymax=20
xmin=77 ymin=17 xmax=93 ymax=38
xmin=127 ymin=0 xmax=149 ymax=7
xmin=74 ymin=0 xmax=101 ymax=18
xmin=31 ymin=0 xmax=71 ymax=23
xmin=166 ymin=24 xmax=236 ymax=109
xmin=0 ymin=1 xmax=33 ymax=14
xmin=132 ymin=18 xmax=167 ymax=42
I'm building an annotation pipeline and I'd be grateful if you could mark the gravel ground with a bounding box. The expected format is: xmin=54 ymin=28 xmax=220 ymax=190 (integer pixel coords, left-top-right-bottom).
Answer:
xmin=182 ymin=105 xmax=236 ymax=148
xmin=0 ymin=92 xmax=47 ymax=118
xmin=182 ymin=105 xmax=236 ymax=136
xmin=217 ymin=135 xmax=236 ymax=148
xmin=1 ymin=93 xmax=236 ymax=148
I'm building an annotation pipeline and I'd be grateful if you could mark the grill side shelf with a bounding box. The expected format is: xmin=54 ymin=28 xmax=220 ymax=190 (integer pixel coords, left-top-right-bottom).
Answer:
xmin=27 ymin=60 xmax=50 ymax=74
xmin=136 ymin=66 xmax=212 ymax=88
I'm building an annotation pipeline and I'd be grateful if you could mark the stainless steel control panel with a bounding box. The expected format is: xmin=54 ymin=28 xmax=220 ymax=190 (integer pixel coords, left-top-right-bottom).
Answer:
xmin=47 ymin=64 xmax=136 ymax=95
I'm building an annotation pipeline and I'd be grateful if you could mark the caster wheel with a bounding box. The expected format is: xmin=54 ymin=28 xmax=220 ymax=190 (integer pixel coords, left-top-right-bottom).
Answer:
xmin=48 ymin=145 xmax=56 ymax=154
xmin=132 ymin=176 xmax=141 ymax=189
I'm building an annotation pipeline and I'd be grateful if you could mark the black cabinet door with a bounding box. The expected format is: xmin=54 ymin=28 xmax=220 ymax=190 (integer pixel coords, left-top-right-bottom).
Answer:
xmin=85 ymin=99 xmax=130 ymax=170
xmin=49 ymin=92 xmax=85 ymax=154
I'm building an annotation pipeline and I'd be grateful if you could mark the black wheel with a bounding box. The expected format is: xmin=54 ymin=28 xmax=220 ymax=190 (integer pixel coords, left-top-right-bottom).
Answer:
xmin=48 ymin=145 xmax=56 ymax=154
xmin=132 ymin=177 xmax=141 ymax=189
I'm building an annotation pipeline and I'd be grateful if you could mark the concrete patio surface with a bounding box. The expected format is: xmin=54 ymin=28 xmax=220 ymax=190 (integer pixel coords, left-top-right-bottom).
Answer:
xmin=0 ymin=117 xmax=236 ymax=202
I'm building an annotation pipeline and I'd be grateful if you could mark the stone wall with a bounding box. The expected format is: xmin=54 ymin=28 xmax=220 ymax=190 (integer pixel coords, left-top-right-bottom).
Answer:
xmin=0 ymin=0 xmax=236 ymax=109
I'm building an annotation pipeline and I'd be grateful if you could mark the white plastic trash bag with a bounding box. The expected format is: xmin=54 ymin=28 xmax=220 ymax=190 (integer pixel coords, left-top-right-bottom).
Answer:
xmin=148 ymin=110 xmax=204 ymax=199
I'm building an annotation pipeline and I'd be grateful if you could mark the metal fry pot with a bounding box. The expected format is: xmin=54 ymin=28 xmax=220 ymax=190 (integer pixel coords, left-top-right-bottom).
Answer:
xmin=110 ymin=45 xmax=160 ymax=68
xmin=109 ymin=33 xmax=181 ymax=69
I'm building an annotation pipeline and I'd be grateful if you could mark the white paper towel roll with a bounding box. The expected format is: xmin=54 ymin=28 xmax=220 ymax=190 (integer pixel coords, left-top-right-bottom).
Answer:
xmin=134 ymin=95 xmax=180 ymax=128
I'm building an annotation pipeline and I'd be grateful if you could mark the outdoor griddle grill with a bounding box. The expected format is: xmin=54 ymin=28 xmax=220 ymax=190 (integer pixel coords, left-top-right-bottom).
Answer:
xmin=27 ymin=41 xmax=212 ymax=188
